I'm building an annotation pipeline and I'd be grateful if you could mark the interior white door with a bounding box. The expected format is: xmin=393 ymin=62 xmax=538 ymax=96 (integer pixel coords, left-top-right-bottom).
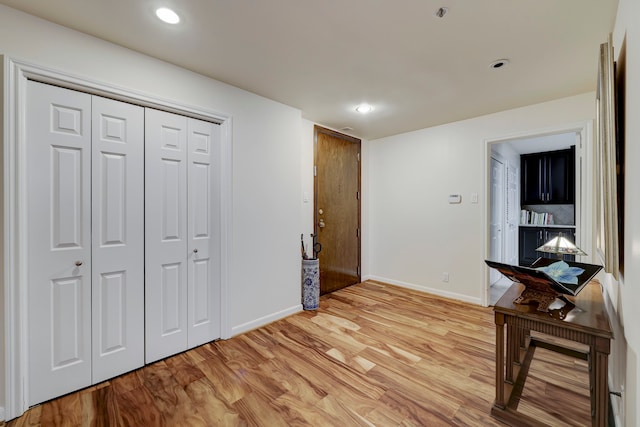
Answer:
xmin=490 ymin=157 xmax=504 ymax=284
xmin=187 ymin=119 xmax=221 ymax=347
xmin=91 ymin=96 xmax=145 ymax=382
xmin=27 ymin=81 xmax=92 ymax=405
xmin=145 ymin=108 xmax=189 ymax=363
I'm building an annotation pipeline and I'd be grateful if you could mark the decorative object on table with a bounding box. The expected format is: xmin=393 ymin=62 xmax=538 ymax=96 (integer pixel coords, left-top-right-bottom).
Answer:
xmin=536 ymin=233 xmax=587 ymax=258
xmin=301 ymin=234 xmax=321 ymax=310
xmin=485 ymin=258 xmax=602 ymax=312
xmin=535 ymin=260 xmax=584 ymax=284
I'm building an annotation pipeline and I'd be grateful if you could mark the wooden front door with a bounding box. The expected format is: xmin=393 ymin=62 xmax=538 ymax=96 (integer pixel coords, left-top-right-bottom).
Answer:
xmin=314 ymin=126 xmax=361 ymax=294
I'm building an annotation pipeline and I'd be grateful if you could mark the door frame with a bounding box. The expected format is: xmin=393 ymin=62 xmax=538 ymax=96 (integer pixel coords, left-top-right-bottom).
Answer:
xmin=313 ymin=125 xmax=362 ymax=291
xmin=2 ymin=58 xmax=233 ymax=419
xmin=482 ymin=121 xmax=593 ymax=306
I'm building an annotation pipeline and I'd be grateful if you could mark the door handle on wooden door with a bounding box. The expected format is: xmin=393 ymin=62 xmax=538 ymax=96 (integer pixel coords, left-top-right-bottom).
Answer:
xmin=318 ymin=219 xmax=325 ymax=228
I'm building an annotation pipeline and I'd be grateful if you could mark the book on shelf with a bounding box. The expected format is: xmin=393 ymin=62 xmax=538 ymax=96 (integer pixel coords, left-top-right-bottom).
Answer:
xmin=520 ymin=209 xmax=554 ymax=226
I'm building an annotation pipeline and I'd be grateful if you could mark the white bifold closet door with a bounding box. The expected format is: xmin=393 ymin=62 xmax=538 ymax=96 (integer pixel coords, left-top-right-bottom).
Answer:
xmin=26 ymin=81 xmax=144 ymax=405
xmin=145 ymin=108 xmax=221 ymax=363
xmin=91 ymin=96 xmax=145 ymax=383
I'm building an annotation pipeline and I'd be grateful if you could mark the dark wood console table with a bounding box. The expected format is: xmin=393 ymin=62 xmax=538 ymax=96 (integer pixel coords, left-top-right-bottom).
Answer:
xmin=492 ymin=281 xmax=613 ymax=426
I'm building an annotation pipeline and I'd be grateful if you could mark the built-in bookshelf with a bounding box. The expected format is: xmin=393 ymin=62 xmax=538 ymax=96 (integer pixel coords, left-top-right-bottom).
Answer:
xmin=520 ymin=204 xmax=575 ymax=227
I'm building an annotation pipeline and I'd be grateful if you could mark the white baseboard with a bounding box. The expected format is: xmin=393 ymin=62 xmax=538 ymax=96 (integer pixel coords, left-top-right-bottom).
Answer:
xmin=366 ymin=275 xmax=482 ymax=305
xmin=230 ymin=304 xmax=303 ymax=337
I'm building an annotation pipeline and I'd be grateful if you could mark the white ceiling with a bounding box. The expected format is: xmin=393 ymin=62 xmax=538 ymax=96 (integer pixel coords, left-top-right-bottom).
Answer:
xmin=0 ymin=0 xmax=618 ymax=140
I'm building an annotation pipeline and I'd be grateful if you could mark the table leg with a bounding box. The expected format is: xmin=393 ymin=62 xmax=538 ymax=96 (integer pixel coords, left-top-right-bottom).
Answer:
xmin=494 ymin=313 xmax=506 ymax=409
xmin=506 ymin=323 xmax=514 ymax=383
xmin=592 ymin=337 xmax=610 ymax=427
xmin=521 ymin=327 xmax=530 ymax=351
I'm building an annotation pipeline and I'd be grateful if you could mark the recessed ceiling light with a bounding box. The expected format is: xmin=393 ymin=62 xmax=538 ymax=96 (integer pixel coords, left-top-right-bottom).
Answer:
xmin=355 ymin=104 xmax=373 ymax=114
xmin=489 ymin=59 xmax=510 ymax=69
xmin=434 ymin=7 xmax=449 ymax=18
xmin=156 ymin=7 xmax=180 ymax=24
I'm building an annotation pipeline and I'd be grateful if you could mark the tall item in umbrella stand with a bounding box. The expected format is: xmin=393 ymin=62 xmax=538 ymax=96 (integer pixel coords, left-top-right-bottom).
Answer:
xmin=301 ymin=258 xmax=320 ymax=310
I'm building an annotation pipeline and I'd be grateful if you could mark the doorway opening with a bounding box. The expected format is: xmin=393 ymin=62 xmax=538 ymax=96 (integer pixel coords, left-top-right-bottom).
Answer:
xmin=485 ymin=124 xmax=592 ymax=306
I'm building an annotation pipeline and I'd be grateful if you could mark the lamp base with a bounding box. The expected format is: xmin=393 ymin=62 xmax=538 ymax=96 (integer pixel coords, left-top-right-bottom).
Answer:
xmin=513 ymin=282 xmax=561 ymax=312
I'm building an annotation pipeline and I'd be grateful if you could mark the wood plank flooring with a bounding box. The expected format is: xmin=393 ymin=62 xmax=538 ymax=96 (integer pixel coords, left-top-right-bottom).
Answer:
xmin=3 ymin=281 xmax=591 ymax=426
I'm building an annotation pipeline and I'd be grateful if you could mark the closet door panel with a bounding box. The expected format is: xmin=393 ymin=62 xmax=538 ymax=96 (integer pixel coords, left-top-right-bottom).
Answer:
xmin=91 ymin=96 xmax=144 ymax=383
xmin=187 ymin=119 xmax=221 ymax=348
xmin=145 ymin=108 xmax=189 ymax=363
xmin=27 ymin=81 xmax=92 ymax=405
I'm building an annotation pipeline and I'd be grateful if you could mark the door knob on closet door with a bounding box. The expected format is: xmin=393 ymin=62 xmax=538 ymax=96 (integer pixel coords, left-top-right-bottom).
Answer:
xmin=75 ymin=261 xmax=83 ymax=267
xmin=193 ymin=249 xmax=198 ymax=253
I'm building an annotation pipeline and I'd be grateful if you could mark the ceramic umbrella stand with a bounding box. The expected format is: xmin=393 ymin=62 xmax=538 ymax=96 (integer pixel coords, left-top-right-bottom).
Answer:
xmin=301 ymin=258 xmax=320 ymax=310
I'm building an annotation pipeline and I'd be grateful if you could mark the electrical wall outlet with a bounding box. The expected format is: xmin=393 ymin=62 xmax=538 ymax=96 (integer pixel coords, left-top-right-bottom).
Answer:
xmin=442 ymin=272 xmax=449 ymax=282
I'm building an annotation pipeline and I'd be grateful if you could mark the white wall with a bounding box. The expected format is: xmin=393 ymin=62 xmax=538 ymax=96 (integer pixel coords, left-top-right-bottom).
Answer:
xmin=612 ymin=0 xmax=640 ymax=424
xmin=368 ymin=93 xmax=595 ymax=303
xmin=0 ymin=4 xmax=302 ymax=417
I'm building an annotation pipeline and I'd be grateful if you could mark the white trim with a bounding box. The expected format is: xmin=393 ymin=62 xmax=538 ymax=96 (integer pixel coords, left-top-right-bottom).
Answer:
xmin=219 ymin=117 xmax=233 ymax=339
xmin=482 ymin=121 xmax=593 ymax=307
xmin=230 ymin=305 xmax=303 ymax=337
xmin=367 ymin=275 xmax=482 ymax=305
xmin=3 ymin=54 xmax=28 ymax=420
xmin=3 ymin=57 xmax=233 ymax=419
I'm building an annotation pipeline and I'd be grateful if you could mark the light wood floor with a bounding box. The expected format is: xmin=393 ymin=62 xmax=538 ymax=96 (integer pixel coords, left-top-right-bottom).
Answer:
xmin=4 ymin=281 xmax=591 ymax=426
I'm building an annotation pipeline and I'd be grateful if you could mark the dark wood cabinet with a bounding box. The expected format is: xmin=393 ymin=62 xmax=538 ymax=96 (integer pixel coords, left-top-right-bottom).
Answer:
xmin=518 ymin=226 xmax=576 ymax=266
xmin=518 ymin=227 xmax=543 ymax=266
xmin=521 ymin=147 xmax=575 ymax=205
